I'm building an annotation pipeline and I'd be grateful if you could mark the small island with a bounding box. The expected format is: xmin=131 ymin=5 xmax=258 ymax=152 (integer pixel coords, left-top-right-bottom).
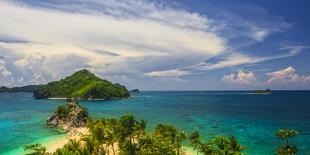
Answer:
xmin=130 ymin=89 xmax=140 ymax=93
xmin=254 ymin=89 xmax=272 ymax=94
xmin=33 ymin=69 xmax=130 ymax=100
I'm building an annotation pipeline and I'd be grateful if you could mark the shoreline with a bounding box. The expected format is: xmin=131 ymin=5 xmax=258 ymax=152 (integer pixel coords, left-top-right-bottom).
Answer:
xmin=44 ymin=127 xmax=89 ymax=153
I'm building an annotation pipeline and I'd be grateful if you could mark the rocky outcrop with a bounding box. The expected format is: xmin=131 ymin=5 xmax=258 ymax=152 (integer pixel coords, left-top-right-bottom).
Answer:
xmin=47 ymin=102 xmax=88 ymax=131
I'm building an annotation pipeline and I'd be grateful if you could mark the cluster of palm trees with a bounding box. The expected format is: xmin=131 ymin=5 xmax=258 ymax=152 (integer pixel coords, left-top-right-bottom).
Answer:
xmin=28 ymin=114 xmax=245 ymax=155
xmin=24 ymin=113 xmax=299 ymax=155
xmin=188 ymin=131 xmax=246 ymax=155
xmin=54 ymin=114 xmax=191 ymax=155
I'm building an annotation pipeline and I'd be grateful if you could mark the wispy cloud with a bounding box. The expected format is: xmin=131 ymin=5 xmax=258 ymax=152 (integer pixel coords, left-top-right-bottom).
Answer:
xmin=145 ymin=45 xmax=307 ymax=78
xmin=146 ymin=69 xmax=189 ymax=78
xmin=279 ymin=45 xmax=310 ymax=55
xmin=0 ymin=34 xmax=29 ymax=44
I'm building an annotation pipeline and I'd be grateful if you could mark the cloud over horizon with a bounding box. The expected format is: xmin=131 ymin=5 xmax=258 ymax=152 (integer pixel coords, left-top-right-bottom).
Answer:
xmin=222 ymin=71 xmax=256 ymax=85
xmin=267 ymin=66 xmax=310 ymax=84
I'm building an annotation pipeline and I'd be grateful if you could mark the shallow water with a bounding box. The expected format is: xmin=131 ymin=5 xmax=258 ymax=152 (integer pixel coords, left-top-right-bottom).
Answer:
xmin=0 ymin=91 xmax=310 ymax=154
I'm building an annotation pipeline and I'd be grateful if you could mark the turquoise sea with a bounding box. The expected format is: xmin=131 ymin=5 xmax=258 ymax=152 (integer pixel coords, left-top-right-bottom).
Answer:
xmin=0 ymin=91 xmax=310 ymax=154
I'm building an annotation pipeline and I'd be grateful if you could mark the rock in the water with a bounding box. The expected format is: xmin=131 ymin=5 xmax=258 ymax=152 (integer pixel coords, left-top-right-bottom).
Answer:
xmin=47 ymin=102 xmax=88 ymax=131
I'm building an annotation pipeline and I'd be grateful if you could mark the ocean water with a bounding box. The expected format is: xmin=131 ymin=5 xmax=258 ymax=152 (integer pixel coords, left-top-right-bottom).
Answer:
xmin=0 ymin=91 xmax=310 ymax=154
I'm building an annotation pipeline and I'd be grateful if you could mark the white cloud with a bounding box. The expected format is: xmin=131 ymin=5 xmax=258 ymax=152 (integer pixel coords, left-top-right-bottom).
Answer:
xmin=279 ymin=45 xmax=310 ymax=55
xmin=146 ymin=69 xmax=189 ymax=78
xmin=222 ymin=71 xmax=256 ymax=85
xmin=0 ymin=60 xmax=12 ymax=77
xmin=0 ymin=0 xmax=227 ymax=86
xmin=267 ymin=66 xmax=310 ymax=84
xmin=0 ymin=59 xmax=15 ymax=86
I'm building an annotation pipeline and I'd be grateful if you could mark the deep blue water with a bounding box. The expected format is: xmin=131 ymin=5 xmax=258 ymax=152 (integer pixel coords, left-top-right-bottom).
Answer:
xmin=0 ymin=91 xmax=310 ymax=154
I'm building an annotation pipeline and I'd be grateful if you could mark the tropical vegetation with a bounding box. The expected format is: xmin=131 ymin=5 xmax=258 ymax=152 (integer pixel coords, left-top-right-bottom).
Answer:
xmin=24 ymin=103 xmax=301 ymax=155
xmin=275 ymin=129 xmax=298 ymax=155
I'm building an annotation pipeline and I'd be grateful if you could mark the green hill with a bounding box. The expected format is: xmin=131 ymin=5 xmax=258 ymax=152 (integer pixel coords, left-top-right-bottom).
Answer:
xmin=33 ymin=69 xmax=130 ymax=99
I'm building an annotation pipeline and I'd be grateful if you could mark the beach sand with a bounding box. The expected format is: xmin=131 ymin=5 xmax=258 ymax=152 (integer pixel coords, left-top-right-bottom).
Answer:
xmin=44 ymin=127 xmax=89 ymax=153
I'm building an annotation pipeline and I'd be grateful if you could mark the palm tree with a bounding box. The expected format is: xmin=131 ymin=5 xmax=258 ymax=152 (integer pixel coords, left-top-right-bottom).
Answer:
xmin=82 ymin=135 xmax=97 ymax=154
xmin=153 ymin=124 xmax=177 ymax=154
xmin=189 ymin=131 xmax=201 ymax=155
xmin=209 ymin=136 xmax=246 ymax=155
xmin=67 ymin=139 xmax=82 ymax=153
xmin=92 ymin=125 xmax=105 ymax=145
xmin=23 ymin=143 xmax=48 ymax=155
xmin=118 ymin=114 xmax=139 ymax=154
xmin=135 ymin=119 xmax=147 ymax=140
xmin=229 ymin=136 xmax=247 ymax=154
xmin=175 ymin=131 xmax=187 ymax=155
xmin=139 ymin=136 xmax=155 ymax=154
xmin=107 ymin=118 xmax=119 ymax=155
xmin=275 ymin=129 xmax=298 ymax=155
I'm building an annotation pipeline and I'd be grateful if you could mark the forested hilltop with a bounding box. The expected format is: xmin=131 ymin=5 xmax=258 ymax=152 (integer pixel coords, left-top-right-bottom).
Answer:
xmin=33 ymin=69 xmax=130 ymax=100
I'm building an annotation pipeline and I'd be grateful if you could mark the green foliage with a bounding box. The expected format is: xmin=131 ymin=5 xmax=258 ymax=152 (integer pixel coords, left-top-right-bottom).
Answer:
xmin=55 ymin=102 xmax=88 ymax=119
xmin=23 ymin=143 xmax=48 ymax=155
xmin=189 ymin=131 xmax=201 ymax=155
xmin=33 ymin=69 xmax=130 ymax=99
xmin=277 ymin=144 xmax=297 ymax=155
xmin=276 ymin=129 xmax=298 ymax=141
xmin=56 ymin=105 xmax=69 ymax=118
xmin=188 ymin=131 xmax=246 ymax=155
xmin=206 ymin=136 xmax=247 ymax=155
xmin=275 ymin=129 xmax=299 ymax=155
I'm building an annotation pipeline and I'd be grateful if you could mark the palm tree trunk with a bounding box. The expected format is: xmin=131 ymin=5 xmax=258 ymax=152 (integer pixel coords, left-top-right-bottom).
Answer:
xmin=112 ymin=143 xmax=115 ymax=155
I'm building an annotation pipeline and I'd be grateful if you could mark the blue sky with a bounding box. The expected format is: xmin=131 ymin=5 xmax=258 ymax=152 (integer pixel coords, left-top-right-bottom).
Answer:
xmin=0 ymin=0 xmax=309 ymax=90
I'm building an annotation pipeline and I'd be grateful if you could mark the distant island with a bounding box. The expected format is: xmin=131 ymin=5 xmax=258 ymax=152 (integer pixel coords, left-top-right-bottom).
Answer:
xmin=130 ymin=89 xmax=140 ymax=93
xmin=0 ymin=69 xmax=130 ymax=100
xmin=33 ymin=69 xmax=130 ymax=100
xmin=254 ymin=89 xmax=272 ymax=94
xmin=0 ymin=85 xmax=41 ymax=93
